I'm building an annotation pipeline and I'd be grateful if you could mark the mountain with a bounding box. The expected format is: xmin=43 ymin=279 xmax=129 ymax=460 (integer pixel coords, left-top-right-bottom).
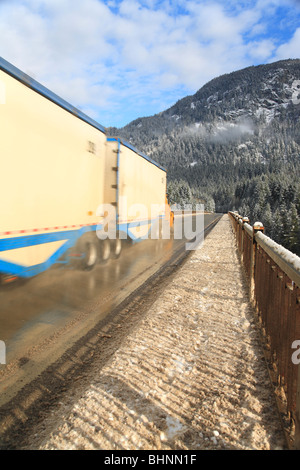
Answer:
xmin=108 ymin=59 xmax=300 ymax=254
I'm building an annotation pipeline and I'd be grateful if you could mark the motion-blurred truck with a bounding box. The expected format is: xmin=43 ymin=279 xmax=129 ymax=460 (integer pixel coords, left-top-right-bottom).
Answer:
xmin=0 ymin=57 xmax=173 ymax=283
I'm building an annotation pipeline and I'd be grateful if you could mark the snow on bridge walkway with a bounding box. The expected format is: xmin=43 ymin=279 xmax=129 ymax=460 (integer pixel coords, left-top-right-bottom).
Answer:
xmin=28 ymin=215 xmax=286 ymax=450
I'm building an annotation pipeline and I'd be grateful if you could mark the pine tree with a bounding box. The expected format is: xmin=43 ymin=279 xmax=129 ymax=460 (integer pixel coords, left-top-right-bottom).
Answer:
xmin=288 ymin=204 xmax=300 ymax=255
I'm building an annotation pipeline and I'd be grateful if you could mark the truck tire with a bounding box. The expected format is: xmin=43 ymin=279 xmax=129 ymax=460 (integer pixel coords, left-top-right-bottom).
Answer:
xmin=110 ymin=237 xmax=122 ymax=259
xmin=78 ymin=233 xmax=99 ymax=270
xmin=99 ymin=239 xmax=111 ymax=263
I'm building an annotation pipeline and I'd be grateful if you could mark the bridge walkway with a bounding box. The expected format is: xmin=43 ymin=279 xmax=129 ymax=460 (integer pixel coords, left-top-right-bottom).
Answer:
xmin=26 ymin=215 xmax=287 ymax=450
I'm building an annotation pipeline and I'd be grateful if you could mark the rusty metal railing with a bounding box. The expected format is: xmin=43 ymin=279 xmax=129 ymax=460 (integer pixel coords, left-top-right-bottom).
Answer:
xmin=228 ymin=211 xmax=300 ymax=449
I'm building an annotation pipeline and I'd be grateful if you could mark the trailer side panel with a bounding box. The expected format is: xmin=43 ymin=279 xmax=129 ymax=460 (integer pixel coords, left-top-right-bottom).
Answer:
xmin=0 ymin=66 xmax=106 ymax=276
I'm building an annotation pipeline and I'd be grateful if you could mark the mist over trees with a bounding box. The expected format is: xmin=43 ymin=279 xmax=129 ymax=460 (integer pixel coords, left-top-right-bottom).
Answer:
xmin=109 ymin=59 xmax=300 ymax=255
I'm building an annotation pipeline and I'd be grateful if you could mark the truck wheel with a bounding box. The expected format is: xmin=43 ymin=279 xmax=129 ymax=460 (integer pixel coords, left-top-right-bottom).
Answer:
xmin=79 ymin=234 xmax=99 ymax=270
xmin=99 ymin=239 xmax=110 ymax=263
xmin=110 ymin=237 xmax=122 ymax=259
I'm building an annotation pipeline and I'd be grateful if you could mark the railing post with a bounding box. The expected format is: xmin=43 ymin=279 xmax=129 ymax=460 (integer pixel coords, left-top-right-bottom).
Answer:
xmin=250 ymin=222 xmax=264 ymax=304
xmin=241 ymin=217 xmax=249 ymax=264
xmin=295 ymin=366 xmax=300 ymax=449
xmin=294 ymin=291 xmax=300 ymax=449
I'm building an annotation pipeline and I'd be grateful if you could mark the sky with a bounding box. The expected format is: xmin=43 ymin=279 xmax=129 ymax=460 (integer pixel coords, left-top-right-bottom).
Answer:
xmin=0 ymin=0 xmax=300 ymax=128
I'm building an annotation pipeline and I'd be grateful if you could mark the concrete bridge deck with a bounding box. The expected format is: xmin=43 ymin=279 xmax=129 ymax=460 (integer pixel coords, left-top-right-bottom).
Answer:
xmin=25 ymin=215 xmax=287 ymax=450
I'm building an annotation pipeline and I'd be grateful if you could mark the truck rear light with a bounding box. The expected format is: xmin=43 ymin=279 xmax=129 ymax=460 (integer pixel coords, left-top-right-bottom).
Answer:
xmin=2 ymin=274 xmax=18 ymax=284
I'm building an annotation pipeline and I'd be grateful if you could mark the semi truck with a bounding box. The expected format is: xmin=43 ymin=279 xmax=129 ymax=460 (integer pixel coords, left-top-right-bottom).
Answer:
xmin=0 ymin=57 xmax=173 ymax=282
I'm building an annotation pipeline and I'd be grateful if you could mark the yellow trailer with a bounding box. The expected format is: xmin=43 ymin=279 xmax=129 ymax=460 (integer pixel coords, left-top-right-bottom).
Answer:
xmin=0 ymin=57 xmax=110 ymax=279
xmin=0 ymin=58 xmax=173 ymax=281
xmin=105 ymin=137 xmax=168 ymax=242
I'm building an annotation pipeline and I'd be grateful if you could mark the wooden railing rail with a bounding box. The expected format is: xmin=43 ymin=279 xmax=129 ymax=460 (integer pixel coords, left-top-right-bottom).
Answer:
xmin=228 ymin=211 xmax=300 ymax=449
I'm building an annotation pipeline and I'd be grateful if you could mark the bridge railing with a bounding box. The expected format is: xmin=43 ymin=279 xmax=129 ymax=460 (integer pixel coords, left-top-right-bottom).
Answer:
xmin=228 ymin=211 xmax=300 ymax=449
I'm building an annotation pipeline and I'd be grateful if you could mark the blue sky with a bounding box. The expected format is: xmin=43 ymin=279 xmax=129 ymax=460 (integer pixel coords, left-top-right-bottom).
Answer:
xmin=0 ymin=0 xmax=300 ymax=128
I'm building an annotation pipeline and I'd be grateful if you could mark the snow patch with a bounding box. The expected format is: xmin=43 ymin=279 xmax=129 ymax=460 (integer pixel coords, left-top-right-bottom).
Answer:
xmin=255 ymin=107 xmax=275 ymax=123
xmin=160 ymin=416 xmax=186 ymax=441
xmin=256 ymin=232 xmax=300 ymax=275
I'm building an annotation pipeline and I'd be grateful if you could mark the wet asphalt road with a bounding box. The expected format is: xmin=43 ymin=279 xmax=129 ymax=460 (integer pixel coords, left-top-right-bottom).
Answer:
xmin=0 ymin=214 xmax=221 ymax=379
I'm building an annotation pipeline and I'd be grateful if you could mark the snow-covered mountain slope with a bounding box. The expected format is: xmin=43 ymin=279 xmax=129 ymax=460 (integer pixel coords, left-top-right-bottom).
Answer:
xmin=108 ymin=60 xmax=300 ymax=254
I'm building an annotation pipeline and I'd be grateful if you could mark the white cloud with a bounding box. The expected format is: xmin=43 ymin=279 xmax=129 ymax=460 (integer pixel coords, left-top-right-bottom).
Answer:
xmin=275 ymin=28 xmax=300 ymax=60
xmin=248 ymin=39 xmax=276 ymax=60
xmin=0 ymin=0 xmax=299 ymax=126
xmin=186 ymin=2 xmax=257 ymax=44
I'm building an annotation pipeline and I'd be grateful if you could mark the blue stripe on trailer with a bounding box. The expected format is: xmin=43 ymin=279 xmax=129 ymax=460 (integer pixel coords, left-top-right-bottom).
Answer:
xmin=0 ymin=217 xmax=163 ymax=278
xmin=0 ymin=230 xmax=79 ymax=252
xmin=0 ymin=238 xmax=75 ymax=278
xmin=0 ymin=226 xmax=99 ymax=278
xmin=118 ymin=217 xmax=162 ymax=242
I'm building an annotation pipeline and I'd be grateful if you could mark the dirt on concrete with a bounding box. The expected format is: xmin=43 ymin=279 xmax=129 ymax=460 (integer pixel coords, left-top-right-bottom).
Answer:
xmin=17 ymin=214 xmax=288 ymax=451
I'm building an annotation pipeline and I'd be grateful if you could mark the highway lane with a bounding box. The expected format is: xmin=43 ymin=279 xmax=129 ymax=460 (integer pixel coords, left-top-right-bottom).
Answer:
xmin=0 ymin=213 xmax=221 ymax=407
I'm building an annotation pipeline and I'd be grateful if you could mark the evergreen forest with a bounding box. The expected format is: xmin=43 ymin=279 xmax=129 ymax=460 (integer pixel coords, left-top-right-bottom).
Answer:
xmin=109 ymin=59 xmax=300 ymax=255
